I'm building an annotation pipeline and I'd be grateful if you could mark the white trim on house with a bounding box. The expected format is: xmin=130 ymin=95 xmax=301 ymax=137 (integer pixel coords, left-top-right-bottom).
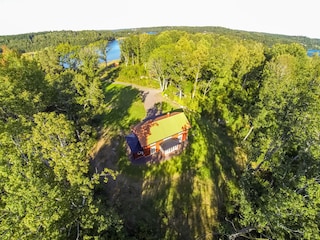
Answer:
xmin=160 ymin=138 xmax=180 ymax=155
xmin=163 ymin=136 xmax=172 ymax=141
xmin=150 ymin=144 xmax=156 ymax=155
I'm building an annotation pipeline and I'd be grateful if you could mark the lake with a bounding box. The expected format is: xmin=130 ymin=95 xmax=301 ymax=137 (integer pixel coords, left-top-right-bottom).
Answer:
xmin=106 ymin=39 xmax=121 ymax=62
xmin=307 ymin=49 xmax=320 ymax=57
xmin=62 ymin=39 xmax=121 ymax=68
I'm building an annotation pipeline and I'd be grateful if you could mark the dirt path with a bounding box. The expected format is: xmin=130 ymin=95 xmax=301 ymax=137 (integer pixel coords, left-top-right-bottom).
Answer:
xmin=91 ymin=81 xmax=180 ymax=172
xmin=91 ymin=81 xmax=182 ymax=193
xmin=113 ymin=81 xmax=180 ymax=115
xmin=90 ymin=82 xmax=165 ymax=191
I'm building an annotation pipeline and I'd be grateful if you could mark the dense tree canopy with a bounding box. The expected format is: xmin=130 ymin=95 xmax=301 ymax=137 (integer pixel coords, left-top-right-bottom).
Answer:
xmin=1 ymin=28 xmax=319 ymax=239
xmin=0 ymin=45 xmax=122 ymax=239
xmin=0 ymin=30 xmax=115 ymax=53
xmin=2 ymin=26 xmax=320 ymax=54
xmin=118 ymin=30 xmax=320 ymax=239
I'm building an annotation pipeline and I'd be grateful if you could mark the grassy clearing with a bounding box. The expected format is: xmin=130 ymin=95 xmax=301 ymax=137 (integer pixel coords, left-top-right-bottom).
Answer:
xmin=103 ymin=83 xmax=145 ymax=132
xmin=103 ymin=64 xmax=160 ymax=89
xmin=95 ymin=82 xmax=244 ymax=239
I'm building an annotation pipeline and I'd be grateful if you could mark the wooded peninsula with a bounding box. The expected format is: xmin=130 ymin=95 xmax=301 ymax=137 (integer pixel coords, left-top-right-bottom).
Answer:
xmin=0 ymin=26 xmax=319 ymax=239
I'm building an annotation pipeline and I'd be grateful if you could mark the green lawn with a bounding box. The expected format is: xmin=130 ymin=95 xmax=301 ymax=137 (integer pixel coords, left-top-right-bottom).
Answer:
xmin=96 ymin=82 xmax=244 ymax=239
xmin=103 ymin=83 xmax=146 ymax=132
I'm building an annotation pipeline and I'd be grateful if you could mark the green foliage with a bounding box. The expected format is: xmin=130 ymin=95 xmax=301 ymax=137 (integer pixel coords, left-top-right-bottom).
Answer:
xmin=2 ymin=26 xmax=320 ymax=55
xmin=0 ymin=30 xmax=115 ymax=53
xmin=35 ymin=47 xmax=63 ymax=74
xmin=237 ymin=174 xmax=320 ymax=239
xmin=0 ymin=45 xmax=124 ymax=239
xmin=2 ymin=27 xmax=320 ymax=239
xmin=117 ymin=64 xmax=146 ymax=81
xmin=0 ymin=113 xmax=123 ymax=239
xmin=147 ymin=44 xmax=177 ymax=91
xmin=0 ymin=47 xmax=49 ymax=119
xmin=116 ymin=30 xmax=320 ymax=239
xmin=230 ymin=44 xmax=320 ymax=239
xmin=78 ymin=45 xmax=100 ymax=77
xmin=103 ymin=83 xmax=145 ymax=132
xmin=135 ymin=26 xmax=320 ymax=49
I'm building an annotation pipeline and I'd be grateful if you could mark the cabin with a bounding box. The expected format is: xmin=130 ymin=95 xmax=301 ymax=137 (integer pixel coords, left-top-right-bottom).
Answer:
xmin=125 ymin=111 xmax=191 ymax=161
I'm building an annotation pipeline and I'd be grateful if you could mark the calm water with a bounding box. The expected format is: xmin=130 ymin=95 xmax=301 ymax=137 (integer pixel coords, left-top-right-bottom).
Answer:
xmin=307 ymin=49 xmax=320 ymax=57
xmin=64 ymin=40 xmax=317 ymax=65
xmin=106 ymin=39 xmax=121 ymax=62
xmin=62 ymin=39 xmax=121 ymax=67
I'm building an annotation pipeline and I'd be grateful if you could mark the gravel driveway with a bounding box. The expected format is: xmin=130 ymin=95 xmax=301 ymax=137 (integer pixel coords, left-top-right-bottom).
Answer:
xmin=113 ymin=81 xmax=166 ymax=117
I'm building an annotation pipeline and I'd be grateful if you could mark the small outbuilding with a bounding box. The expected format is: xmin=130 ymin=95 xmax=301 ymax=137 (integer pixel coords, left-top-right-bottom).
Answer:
xmin=125 ymin=111 xmax=191 ymax=161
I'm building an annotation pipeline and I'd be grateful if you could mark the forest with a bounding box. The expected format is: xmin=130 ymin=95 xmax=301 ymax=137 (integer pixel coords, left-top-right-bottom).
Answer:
xmin=0 ymin=27 xmax=319 ymax=240
xmin=1 ymin=26 xmax=320 ymax=53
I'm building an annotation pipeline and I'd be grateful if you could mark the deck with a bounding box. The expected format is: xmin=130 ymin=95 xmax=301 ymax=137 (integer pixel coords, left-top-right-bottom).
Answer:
xmin=128 ymin=141 xmax=189 ymax=165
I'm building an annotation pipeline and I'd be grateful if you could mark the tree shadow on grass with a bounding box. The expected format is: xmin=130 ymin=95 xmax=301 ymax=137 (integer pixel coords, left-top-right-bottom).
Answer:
xmin=148 ymin=112 xmax=242 ymax=239
xmin=89 ymin=81 xmax=145 ymax=223
xmin=92 ymin=86 xmax=243 ymax=239
xmin=145 ymin=102 xmax=163 ymax=120
xmin=91 ymin=81 xmax=145 ymax=175
xmin=100 ymin=65 xmax=121 ymax=82
xmin=198 ymin=113 xmax=243 ymax=237
xmin=102 ymin=83 xmax=143 ymax=132
xmin=158 ymin=114 xmax=229 ymax=239
xmin=117 ymin=111 xmax=243 ymax=239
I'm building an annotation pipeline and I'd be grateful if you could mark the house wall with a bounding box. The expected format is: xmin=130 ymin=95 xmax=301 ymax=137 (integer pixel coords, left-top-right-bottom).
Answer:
xmin=142 ymin=130 xmax=189 ymax=157
xmin=133 ymin=151 xmax=144 ymax=159
xmin=143 ymin=147 xmax=151 ymax=156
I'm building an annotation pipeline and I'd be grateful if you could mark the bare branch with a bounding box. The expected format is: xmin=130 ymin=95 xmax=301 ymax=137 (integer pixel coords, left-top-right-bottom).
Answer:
xmin=243 ymin=126 xmax=254 ymax=142
xmin=228 ymin=227 xmax=256 ymax=240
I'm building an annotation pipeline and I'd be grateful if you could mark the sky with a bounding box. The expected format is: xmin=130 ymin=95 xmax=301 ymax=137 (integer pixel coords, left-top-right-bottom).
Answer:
xmin=1 ymin=0 xmax=319 ymax=38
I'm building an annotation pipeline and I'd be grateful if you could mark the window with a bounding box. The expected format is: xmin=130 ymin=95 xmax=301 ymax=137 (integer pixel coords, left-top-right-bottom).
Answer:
xmin=164 ymin=144 xmax=179 ymax=155
xmin=150 ymin=145 xmax=156 ymax=155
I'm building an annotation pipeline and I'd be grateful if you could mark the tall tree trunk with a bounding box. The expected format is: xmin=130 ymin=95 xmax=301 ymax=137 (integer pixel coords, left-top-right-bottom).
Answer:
xmin=192 ymin=65 xmax=201 ymax=99
xmin=242 ymin=126 xmax=254 ymax=141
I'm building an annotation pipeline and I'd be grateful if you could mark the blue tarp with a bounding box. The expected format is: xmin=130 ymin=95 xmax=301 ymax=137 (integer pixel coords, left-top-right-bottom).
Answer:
xmin=125 ymin=133 xmax=143 ymax=153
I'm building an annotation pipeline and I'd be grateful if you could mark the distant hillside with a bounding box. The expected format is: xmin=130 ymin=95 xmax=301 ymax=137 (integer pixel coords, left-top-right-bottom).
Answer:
xmin=129 ymin=26 xmax=320 ymax=49
xmin=1 ymin=26 xmax=320 ymax=53
xmin=0 ymin=30 xmax=116 ymax=53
